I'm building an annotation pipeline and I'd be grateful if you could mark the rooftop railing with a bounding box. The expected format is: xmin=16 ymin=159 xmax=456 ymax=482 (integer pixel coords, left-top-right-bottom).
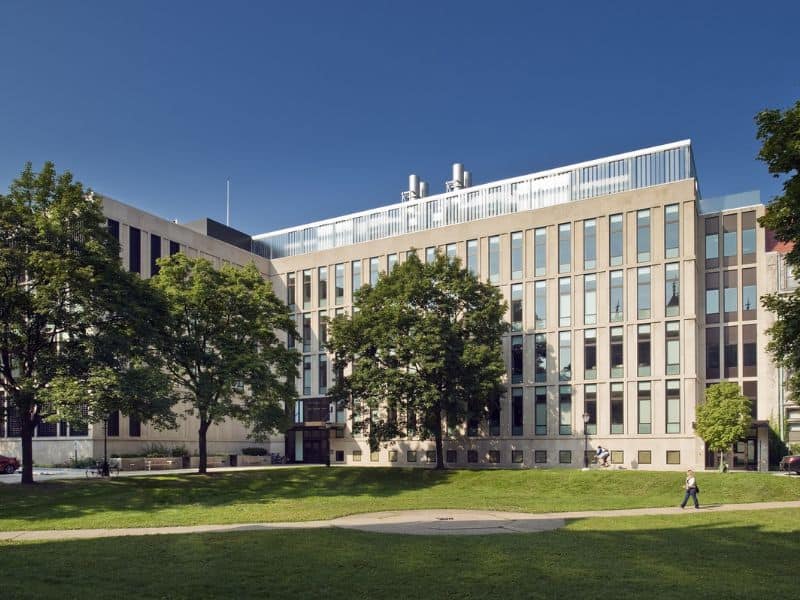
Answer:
xmin=252 ymin=140 xmax=695 ymax=259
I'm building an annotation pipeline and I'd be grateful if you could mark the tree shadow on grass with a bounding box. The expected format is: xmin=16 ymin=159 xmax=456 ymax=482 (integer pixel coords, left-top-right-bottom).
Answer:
xmin=1 ymin=512 xmax=797 ymax=599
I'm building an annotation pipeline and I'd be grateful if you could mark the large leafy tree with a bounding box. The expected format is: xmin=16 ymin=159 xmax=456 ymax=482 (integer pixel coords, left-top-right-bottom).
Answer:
xmin=757 ymin=100 xmax=800 ymax=401
xmin=329 ymin=252 xmax=508 ymax=469
xmin=149 ymin=253 xmax=299 ymax=474
xmin=0 ymin=162 xmax=172 ymax=484
xmin=695 ymin=382 xmax=751 ymax=468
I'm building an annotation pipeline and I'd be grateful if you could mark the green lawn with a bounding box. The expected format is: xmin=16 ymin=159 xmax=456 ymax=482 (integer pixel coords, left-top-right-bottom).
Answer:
xmin=2 ymin=509 xmax=798 ymax=599
xmin=1 ymin=467 xmax=798 ymax=531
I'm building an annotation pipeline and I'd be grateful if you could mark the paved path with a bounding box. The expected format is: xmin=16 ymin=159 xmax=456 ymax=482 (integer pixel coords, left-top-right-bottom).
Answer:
xmin=2 ymin=501 xmax=799 ymax=541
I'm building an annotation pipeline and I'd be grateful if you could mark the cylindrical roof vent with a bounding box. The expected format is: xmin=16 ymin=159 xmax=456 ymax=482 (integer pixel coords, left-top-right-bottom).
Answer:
xmin=452 ymin=163 xmax=464 ymax=189
xmin=409 ymin=174 xmax=420 ymax=197
xmin=463 ymin=170 xmax=472 ymax=188
xmin=419 ymin=181 xmax=428 ymax=198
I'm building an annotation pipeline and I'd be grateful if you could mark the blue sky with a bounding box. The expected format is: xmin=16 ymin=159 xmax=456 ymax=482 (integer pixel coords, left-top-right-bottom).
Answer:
xmin=1 ymin=1 xmax=798 ymax=235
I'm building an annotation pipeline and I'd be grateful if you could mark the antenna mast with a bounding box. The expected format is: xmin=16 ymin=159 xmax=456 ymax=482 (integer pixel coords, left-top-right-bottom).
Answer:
xmin=226 ymin=179 xmax=230 ymax=226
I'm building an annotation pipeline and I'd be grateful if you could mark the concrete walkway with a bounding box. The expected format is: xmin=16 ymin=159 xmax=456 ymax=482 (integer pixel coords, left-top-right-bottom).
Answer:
xmin=2 ymin=500 xmax=799 ymax=541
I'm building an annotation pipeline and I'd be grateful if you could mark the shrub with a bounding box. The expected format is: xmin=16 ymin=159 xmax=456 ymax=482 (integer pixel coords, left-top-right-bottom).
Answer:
xmin=241 ymin=447 xmax=268 ymax=456
xmin=140 ymin=443 xmax=190 ymax=458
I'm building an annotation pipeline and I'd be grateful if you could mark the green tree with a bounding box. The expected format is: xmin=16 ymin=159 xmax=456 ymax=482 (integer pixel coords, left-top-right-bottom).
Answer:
xmin=0 ymin=162 xmax=172 ymax=484
xmin=756 ymin=101 xmax=800 ymax=400
xmin=149 ymin=253 xmax=299 ymax=474
xmin=695 ymin=382 xmax=751 ymax=468
xmin=329 ymin=252 xmax=508 ymax=469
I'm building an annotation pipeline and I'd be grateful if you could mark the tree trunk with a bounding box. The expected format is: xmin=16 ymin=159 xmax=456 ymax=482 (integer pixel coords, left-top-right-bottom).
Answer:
xmin=434 ymin=407 xmax=444 ymax=469
xmin=198 ymin=416 xmax=211 ymax=475
xmin=20 ymin=413 xmax=35 ymax=485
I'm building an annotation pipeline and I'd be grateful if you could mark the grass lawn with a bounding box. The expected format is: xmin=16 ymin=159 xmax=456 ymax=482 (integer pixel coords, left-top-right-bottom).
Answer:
xmin=1 ymin=467 xmax=798 ymax=531
xmin=2 ymin=509 xmax=798 ymax=599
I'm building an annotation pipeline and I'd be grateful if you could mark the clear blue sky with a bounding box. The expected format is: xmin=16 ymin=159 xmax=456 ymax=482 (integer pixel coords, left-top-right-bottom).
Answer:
xmin=1 ymin=1 xmax=798 ymax=235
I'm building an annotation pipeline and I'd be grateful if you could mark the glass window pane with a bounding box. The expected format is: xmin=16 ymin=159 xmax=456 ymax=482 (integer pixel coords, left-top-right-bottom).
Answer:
xmin=534 ymin=228 xmax=546 ymax=276
xmin=511 ymin=231 xmax=523 ymax=280
xmin=610 ymin=214 xmax=623 ymax=265
xmin=535 ymin=281 xmax=547 ymax=329
xmin=637 ymin=267 xmax=651 ymax=319
xmin=511 ymin=335 xmax=523 ymax=384
xmin=584 ymin=329 xmax=597 ymax=380
xmin=559 ymin=331 xmax=571 ymax=382
xmin=610 ymin=383 xmax=624 ymax=434
xmin=666 ymin=380 xmax=681 ymax=433
xmin=534 ymin=333 xmax=547 ymax=383
xmin=638 ymin=382 xmax=651 ymax=435
xmin=559 ymin=385 xmax=572 ymax=435
xmin=535 ymin=387 xmax=547 ymax=435
xmin=610 ymin=326 xmax=624 ymax=378
xmin=637 ymin=209 xmax=650 ymax=262
xmin=489 ymin=236 xmax=500 ymax=283
xmin=558 ymin=223 xmax=571 ymax=273
xmin=637 ymin=324 xmax=651 ymax=377
xmin=665 ymin=204 xmax=679 ymax=258
xmin=559 ymin=277 xmax=571 ymax=327
xmin=467 ymin=239 xmax=478 ymax=275
xmin=584 ymin=219 xmax=596 ymax=270
xmin=511 ymin=283 xmax=523 ymax=332
xmin=610 ymin=270 xmax=624 ymax=321
xmin=584 ymin=274 xmax=597 ymax=325
xmin=665 ymin=263 xmax=680 ymax=317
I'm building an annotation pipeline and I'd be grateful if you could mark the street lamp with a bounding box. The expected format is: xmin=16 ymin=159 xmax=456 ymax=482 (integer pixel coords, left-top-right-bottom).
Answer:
xmin=582 ymin=412 xmax=590 ymax=468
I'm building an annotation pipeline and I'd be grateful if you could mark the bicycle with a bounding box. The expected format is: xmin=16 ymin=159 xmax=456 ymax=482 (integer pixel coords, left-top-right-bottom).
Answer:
xmin=85 ymin=460 xmax=121 ymax=478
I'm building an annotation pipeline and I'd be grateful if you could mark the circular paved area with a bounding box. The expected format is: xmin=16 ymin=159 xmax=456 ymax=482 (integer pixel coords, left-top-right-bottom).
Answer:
xmin=331 ymin=509 xmax=565 ymax=535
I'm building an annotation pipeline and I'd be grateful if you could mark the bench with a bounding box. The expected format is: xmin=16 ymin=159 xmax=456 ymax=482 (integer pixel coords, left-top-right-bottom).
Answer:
xmin=144 ymin=458 xmax=183 ymax=471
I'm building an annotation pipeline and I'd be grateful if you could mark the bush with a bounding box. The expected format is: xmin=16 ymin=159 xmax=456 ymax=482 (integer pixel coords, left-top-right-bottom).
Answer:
xmin=140 ymin=443 xmax=190 ymax=458
xmin=241 ymin=447 xmax=269 ymax=456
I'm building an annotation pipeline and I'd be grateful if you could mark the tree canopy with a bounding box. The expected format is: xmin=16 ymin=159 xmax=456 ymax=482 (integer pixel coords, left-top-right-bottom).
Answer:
xmin=0 ymin=162 xmax=172 ymax=483
xmin=329 ymin=252 xmax=508 ymax=469
xmin=695 ymin=382 xmax=751 ymax=466
xmin=756 ymin=100 xmax=800 ymax=403
xmin=149 ymin=253 xmax=299 ymax=473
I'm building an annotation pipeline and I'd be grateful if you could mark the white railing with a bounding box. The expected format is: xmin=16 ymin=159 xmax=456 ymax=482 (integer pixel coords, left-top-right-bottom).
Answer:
xmin=252 ymin=140 xmax=694 ymax=259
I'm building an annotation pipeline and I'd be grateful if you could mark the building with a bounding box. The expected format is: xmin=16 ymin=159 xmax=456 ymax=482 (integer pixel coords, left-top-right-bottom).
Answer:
xmin=1 ymin=140 xmax=795 ymax=469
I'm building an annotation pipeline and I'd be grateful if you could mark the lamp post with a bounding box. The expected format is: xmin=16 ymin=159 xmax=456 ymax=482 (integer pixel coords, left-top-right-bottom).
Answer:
xmin=582 ymin=412 xmax=590 ymax=468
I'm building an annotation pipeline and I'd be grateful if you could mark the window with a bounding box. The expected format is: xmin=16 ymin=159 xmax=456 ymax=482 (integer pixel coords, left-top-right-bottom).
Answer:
xmin=666 ymin=321 xmax=680 ymax=375
xmin=724 ymin=325 xmax=738 ymax=378
xmin=302 ymin=269 xmax=312 ymax=309
xmin=511 ymin=335 xmax=523 ymax=384
xmin=637 ymin=209 xmax=650 ymax=262
xmin=584 ymin=384 xmax=597 ymax=435
xmin=488 ymin=450 xmax=500 ymax=464
xmin=352 ymin=450 xmax=362 ymax=462
xmin=407 ymin=450 xmax=417 ymax=462
xmin=558 ymin=223 xmax=571 ymax=273
xmin=129 ymin=415 xmax=141 ymax=437
xmin=584 ymin=274 xmax=597 ymax=325
xmin=512 ymin=450 xmax=524 ymax=464
xmin=584 ymin=329 xmax=597 ymax=380
xmin=388 ymin=450 xmax=398 ymax=462
xmin=559 ymin=331 xmax=571 ymax=381
xmin=705 ymin=272 xmax=719 ymax=324
xmin=318 ymin=354 xmax=327 ymax=394
xmin=559 ymin=450 xmax=572 ymax=464
xmin=723 ymin=214 xmax=737 ymax=266
xmin=609 ymin=213 xmax=623 ymax=265
xmin=742 ymin=211 xmax=756 ymax=263
xmin=303 ymin=356 xmax=312 ymax=395
xmin=467 ymin=417 xmax=479 ymax=437
xmin=665 ymin=263 xmax=680 ymax=317
xmin=705 ymin=216 xmax=720 ymax=268
xmin=534 ymin=281 xmax=547 ymax=329
xmin=467 ymin=450 xmax=478 ymax=463
xmin=511 ymin=283 xmax=523 ymax=331
xmin=335 ymin=264 xmax=344 ymax=305
xmin=512 ymin=388 xmax=523 ymax=436
xmin=742 ymin=268 xmax=757 ymax=320
xmin=371 ymin=450 xmax=380 ymax=462
xmin=426 ymin=247 xmax=435 ymax=264
xmin=611 ymin=450 xmax=624 ymax=464
xmin=638 ymin=382 xmax=651 ymax=434
xmin=489 ymin=403 xmax=500 ymax=436
xmin=583 ymin=219 xmax=596 ymax=270
xmin=609 ymin=270 xmax=623 ymax=321
xmin=610 ymin=326 xmax=624 ymax=378
xmin=446 ymin=450 xmax=457 ymax=463
xmin=637 ymin=267 xmax=651 ymax=319
xmin=318 ymin=267 xmax=328 ymax=308
xmin=107 ymin=218 xmax=120 ymax=241
xmin=511 ymin=232 xmax=523 ymax=280
xmin=467 ymin=239 xmax=478 ymax=275
xmin=534 ymin=227 xmax=546 ymax=276
xmin=742 ymin=324 xmax=757 ymax=377
xmin=724 ymin=270 xmax=738 ymax=321
xmin=150 ymin=234 xmax=161 ymax=276
xmin=559 ymin=385 xmax=572 ymax=435
xmin=666 ymin=451 xmax=681 ymax=465
xmin=666 ymin=380 xmax=680 ymax=433
xmin=637 ymin=324 xmax=651 ymax=376
xmin=169 ymin=240 xmax=180 ymax=256
xmin=370 ymin=257 xmax=379 ymax=286
xmin=706 ymin=328 xmax=720 ymax=379
xmin=665 ymin=204 xmax=680 ymax=258
xmin=334 ymin=450 xmax=344 ymax=462
xmin=535 ymin=450 xmax=547 ymax=464
xmin=287 ymin=272 xmax=296 ymax=311
xmin=302 ymin=314 xmax=311 ymax=352
xmin=426 ymin=450 xmax=436 ymax=463
xmin=559 ymin=277 xmax=571 ymax=327
xmin=535 ymin=387 xmax=547 ymax=435
xmin=445 ymin=244 xmax=456 ymax=262
xmin=129 ymin=226 xmax=141 ymax=274
xmin=352 ymin=261 xmax=361 ymax=295
xmin=387 ymin=253 xmax=398 ymax=272
xmin=638 ymin=450 xmax=652 ymax=465
xmin=488 ymin=236 xmax=500 ymax=283
xmin=534 ymin=333 xmax=547 ymax=383
xmin=743 ymin=381 xmax=758 ymax=420
xmin=610 ymin=383 xmax=624 ymax=434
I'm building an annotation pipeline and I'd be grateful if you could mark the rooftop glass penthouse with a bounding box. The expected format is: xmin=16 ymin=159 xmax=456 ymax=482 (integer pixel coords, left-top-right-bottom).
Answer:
xmin=253 ymin=140 xmax=696 ymax=258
